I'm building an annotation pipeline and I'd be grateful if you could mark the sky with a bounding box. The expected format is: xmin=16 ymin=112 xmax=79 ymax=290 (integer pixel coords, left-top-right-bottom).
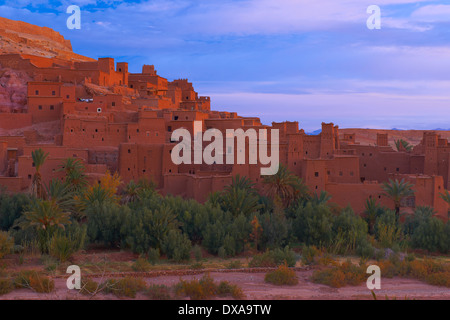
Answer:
xmin=1 ymin=0 xmax=450 ymax=131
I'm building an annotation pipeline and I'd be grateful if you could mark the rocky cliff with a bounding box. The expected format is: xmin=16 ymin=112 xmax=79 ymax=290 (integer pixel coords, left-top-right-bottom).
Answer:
xmin=0 ymin=16 xmax=94 ymax=62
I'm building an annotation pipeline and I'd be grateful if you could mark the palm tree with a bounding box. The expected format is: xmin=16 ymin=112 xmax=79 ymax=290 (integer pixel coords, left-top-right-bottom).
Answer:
xmin=45 ymin=178 xmax=75 ymax=212
xmin=58 ymin=158 xmax=88 ymax=193
xmin=22 ymin=199 xmax=71 ymax=253
xmin=30 ymin=148 xmax=49 ymax=199
xmin=394 ymin=139 xmax=413 ymax=152
xmin=439 ymin=190 xmax=450 ymax=220
xmin=381 ymin=178 xmax=414 ymax=222
xmin=221 ymin=175 xmax=262 ymax=216
xmin=312 ymin=190 xmax=332 ymax=206
xmin=122 ymin=180 xmax=141 ymax=204
xmin=263 ymin=164 xmax=309 ymax=208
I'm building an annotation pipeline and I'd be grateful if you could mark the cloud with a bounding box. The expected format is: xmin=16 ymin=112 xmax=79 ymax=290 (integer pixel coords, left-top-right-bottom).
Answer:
xmin=411 ymin=4 xmax=450 ymax=22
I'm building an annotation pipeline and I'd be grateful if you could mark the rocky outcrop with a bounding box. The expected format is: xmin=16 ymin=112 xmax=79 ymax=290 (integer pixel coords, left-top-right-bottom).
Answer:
xmin=0 ymin=16 xmax=94 ymax=62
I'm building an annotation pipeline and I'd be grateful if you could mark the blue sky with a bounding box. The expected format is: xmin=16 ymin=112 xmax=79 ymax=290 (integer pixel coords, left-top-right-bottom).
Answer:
xmin=1 ymin=0 xmax=450 ymax=131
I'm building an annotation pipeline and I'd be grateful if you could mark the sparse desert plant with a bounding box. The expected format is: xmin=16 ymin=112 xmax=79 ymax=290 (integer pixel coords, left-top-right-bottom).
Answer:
xmin=103 ymin=277 xmax=147 ymax=298
xmin=80 ymin=279 xmax=103 ymax=296
xmin=145 ymin=284 xmax=173 ymax=300
xmin=14 ymin=270 xmax=54 ymax=293
xmin=49 ymin=234 xmax=77 ymax=262
xmin=264 ymin=263 xmax=299 ymax=286
xmin=225 ymin=260 xmax=243 ymax=269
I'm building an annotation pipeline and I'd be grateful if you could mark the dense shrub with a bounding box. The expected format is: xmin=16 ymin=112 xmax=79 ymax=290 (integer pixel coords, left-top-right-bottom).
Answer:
xmin=161 ymin=230 xmax=192 ymax=262
xmin=375 ymin=210 xmax=401 ymax=248
xmin=331 ymin=206 xmax=368 ymax=255
xmin=410 ymin=217 xmax=449 ymax=253
xmin=49 ymin=224 xmax=86 ymax=262
xmin=0 ymin=193 xmax=31 ymax=231
xmin=0 ymin=231 xmax=13 ymax=259
xmin=264 ymin=263 xmax=298 ymax=286
xmin=259 ymin=212 xmax=291 ymax=250
xmin=292 ymin=203 xmax=334 ymax=247
xmin=0 ymin=278 xmax=13 ymax=295
xmin=86 ymin=202 xmax=128 ymax=247
xmin=132 ymin=257 xmax=152 ymax=272
xmin=249 ymin=247 xmax=296 ymax=268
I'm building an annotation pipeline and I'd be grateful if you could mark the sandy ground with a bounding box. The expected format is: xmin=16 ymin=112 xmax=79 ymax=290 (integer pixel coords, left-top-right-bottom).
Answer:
xmin=1 ymin=270 xmax=449 ymax=300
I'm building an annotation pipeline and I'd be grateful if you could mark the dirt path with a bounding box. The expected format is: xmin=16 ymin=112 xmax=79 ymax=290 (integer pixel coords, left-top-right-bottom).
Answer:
xmin=1 ymin=269 xmax=449 ymax=300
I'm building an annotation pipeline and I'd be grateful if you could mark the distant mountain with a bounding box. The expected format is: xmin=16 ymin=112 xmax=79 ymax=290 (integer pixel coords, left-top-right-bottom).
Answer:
xmin=306 ymin=129 xmax=322 ymax=135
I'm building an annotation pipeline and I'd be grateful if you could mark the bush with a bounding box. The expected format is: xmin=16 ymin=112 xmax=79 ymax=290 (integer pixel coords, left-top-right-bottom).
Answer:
xmin=0 ymin=231 xmax=13 ymax=259
xmin=0 ymin=193 xmax=30 ymax=231
xmin=14 ymin=270 xmax=54 ymax=293
xmin=410 ymin=217 xmax=448 ymax=253
xmin=132 ymin=257 xmax=152 ymax=272
xmin=301 ymin=245 xmax=320 ymax=265
xmin=292 ymin=202 xmax=335 ymax=246
xmin=225 ymin=260 xmax=243 ymax=269
xmin=311 ymin=260 xmax=367 ymax=288
xmin=161 ymin=230 xmax=192 ymax=262
xmin=216 ymin=281 xmax=245 ymax=299
xmin=331 ymin=206 xmax=368 ymax=255
xmin=193 ymin=245 xmax=203 ymax=262
xmin=0 ymin=278 xmax=13 ymax=295
xmin=264 ymin=263 xmax=298 ymax=286
xmin=145 ymin=284 xmax=172 ymax=300
xmin=49 ymin=233 xmax=81 ymax=262
xmin=148 ymin=248 xmax=160 ymax=265
xmin=175 ymin=274 xmax=244 ymax=300
xmin=103 ymin=277 xmax=147 ymax=298
xmin=249 ymin=247 xmax=296 ymax=268
xmin=80 ymin=279 xmax=101 ymax=296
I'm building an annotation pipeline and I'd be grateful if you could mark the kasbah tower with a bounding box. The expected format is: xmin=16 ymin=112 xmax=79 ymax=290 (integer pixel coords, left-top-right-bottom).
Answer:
xmin=0 ymin=16 xmax=448 ymax=221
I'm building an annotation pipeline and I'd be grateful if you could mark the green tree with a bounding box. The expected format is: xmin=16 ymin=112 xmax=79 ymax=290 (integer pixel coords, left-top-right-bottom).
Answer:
xmin=363 ymin=198 xmax=385 ymax=235
xmin=439 ymin=190 xmax=450 ymax=220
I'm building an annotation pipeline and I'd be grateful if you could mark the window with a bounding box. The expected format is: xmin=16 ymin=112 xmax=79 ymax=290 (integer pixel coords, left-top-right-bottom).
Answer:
xmin=52 ymin=91 xmax=56 ymax=96
xmin=339 ymin=171 xmax=343 ymax=176
xmin=174 ymin=116 xmax=179 ymax=120
xmin=168 ymin=126 xmax=172 ymax=132
xmin=363 ymin=164 xmax=367 ymax=168
xmin=66 ymin=95 xmax=70 ymax=99
xmin=50 ymin=105 xmax=54 ymax=110
xmin=128 ymin=149 xmax=131 ymax=154
xmin=314 ymin=172 xmax=319 ymax=177
xmin=396 ymin=168 xmax=400 ymax=172
xmin=95 ymin=129 xmax=98 ymax=132
xmin=112 ymin=102 xmax=116 ymax=107
xmin=35 ymin=90 xmax=39 ymax=95
xmin=38 ymin=105 xmax=42 ymax=110
xmin=28 ymin=174 xmax=31 ymax=179
xmin=350 ymin=171 xmax=354 ymax=176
